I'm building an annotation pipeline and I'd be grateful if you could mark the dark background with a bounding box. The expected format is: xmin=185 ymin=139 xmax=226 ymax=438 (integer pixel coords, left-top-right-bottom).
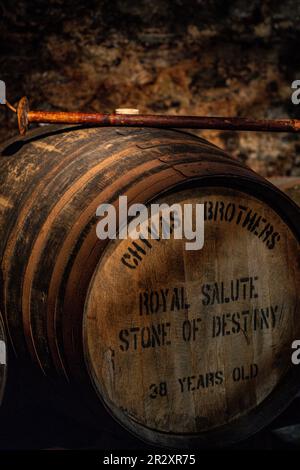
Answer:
xmin=1 ymin=0 xmax=300 ymax=176
xmin=1 ymin=0 xmax=300 ymax=451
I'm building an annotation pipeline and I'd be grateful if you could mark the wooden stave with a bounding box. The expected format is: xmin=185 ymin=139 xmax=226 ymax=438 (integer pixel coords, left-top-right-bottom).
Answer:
xmin=270 ymin=177 xmax=300 ymax=207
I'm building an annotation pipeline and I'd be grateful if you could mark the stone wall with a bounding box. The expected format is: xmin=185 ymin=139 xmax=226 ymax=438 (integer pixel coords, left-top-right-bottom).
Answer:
xmin=1 ymin=0 xmax=300 ymax=176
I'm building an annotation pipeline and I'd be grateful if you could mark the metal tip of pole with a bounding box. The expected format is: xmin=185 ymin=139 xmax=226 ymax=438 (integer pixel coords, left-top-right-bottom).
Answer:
xmin=17 ymin=97 xmax=29 ymax=136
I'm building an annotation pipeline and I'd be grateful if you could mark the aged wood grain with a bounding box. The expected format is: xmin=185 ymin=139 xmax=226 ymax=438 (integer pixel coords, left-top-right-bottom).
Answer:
xmin=270 ymin=177 xmax=300 ymax=207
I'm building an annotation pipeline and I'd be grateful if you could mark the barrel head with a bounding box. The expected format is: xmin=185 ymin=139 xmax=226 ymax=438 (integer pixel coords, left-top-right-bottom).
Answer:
xmin=84 ymin=186 xmax=300 ymax=447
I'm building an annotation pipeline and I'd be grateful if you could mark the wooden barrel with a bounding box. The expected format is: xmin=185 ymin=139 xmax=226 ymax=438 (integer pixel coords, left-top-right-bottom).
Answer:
xmin=0 ymin=126 xmax=300 ymax=448
xmin=0 ymin=312 xmax=7 ymax=407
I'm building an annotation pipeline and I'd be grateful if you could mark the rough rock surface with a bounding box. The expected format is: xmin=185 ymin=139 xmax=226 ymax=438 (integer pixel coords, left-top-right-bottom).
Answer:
xmin=1 ymin=0 xmax=300 ymax=176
